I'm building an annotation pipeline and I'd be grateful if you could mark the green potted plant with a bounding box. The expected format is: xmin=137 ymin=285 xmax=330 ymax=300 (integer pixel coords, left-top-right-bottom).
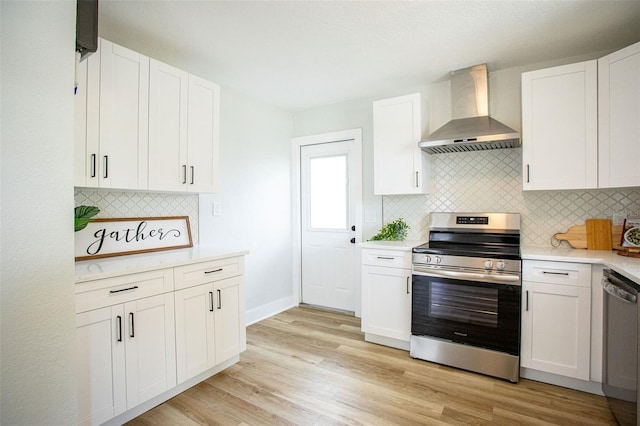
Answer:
xmin=369 ymin=218 xmax=410 ymax=241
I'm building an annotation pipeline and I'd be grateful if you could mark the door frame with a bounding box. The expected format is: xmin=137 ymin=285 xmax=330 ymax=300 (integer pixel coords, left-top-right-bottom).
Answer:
xmin=291 ymin=129 xmax=363 ymax=315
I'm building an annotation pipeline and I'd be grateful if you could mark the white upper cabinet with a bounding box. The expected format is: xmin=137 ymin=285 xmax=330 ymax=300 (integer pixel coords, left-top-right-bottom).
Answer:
xmin=598 ymin=41 xmax=640 ymax=188
xmin=521 ymin=61 xmax=598 ymax=190
xmin=74 ymin=38 xmax=220 ymax=193
xmin=148 ymin=59 xmax=189 ymax=192
xmin=148 ymin=66 xmax=220 ymax=193
xmin=75 ymin=39 xmax=149 ymax=190
xmin=373 ymin=93 xmax=430 ymax=195
xmin=187 ymin=75 xmax=221 ymax=193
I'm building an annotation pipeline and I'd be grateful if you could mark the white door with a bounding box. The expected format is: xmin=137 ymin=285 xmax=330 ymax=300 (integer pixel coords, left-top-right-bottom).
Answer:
xmin=300 ymin=139 xmax=359 ymax=311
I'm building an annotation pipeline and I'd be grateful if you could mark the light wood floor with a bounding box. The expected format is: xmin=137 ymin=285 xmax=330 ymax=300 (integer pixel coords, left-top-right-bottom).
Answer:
xmin=127 ymin=306 xmax=617 ymax=425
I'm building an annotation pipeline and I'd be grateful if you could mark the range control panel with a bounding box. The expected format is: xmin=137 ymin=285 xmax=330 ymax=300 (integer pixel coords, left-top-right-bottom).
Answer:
xmin=456 ymin=216 xmax=489 ymax=225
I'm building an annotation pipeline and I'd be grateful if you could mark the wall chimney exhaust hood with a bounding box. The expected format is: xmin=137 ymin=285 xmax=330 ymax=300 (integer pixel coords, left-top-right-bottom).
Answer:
xmin=419 ymin=64 xmax=520 ymax=154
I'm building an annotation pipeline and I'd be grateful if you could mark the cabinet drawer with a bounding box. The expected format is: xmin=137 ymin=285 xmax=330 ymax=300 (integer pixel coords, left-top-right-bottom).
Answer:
xmin=362 ymin=249 xmax=411 ymax=268
xmin=174 ymin=256 xmax=243 ymax=290
xmin=76 ymin=268 xmax=174 ymax=313
xmin=523 ymin=260 xmax=591 ymax=287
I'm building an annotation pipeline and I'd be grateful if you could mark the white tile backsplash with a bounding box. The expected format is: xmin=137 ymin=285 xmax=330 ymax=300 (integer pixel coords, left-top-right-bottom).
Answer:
xmin=382 ymin=148 xmax=640 ymax=246
xmin=74 ymin=189 xmax=199 ymax=244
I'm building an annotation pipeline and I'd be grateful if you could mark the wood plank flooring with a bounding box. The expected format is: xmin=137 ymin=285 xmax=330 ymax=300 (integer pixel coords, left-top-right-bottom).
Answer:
xmin=127 ymin=306 xmax=617 ymax=425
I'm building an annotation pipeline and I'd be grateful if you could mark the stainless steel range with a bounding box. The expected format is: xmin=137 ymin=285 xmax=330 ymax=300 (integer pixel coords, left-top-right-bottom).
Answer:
xmin=410 ymin=212 xmax=522 ymax=382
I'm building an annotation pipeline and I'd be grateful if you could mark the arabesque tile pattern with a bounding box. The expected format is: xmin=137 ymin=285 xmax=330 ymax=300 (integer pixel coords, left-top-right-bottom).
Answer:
xmin=383 ymin=148 xmax=640 ymax=247
xmin=75 ymin=189 xmax=199 ymax=244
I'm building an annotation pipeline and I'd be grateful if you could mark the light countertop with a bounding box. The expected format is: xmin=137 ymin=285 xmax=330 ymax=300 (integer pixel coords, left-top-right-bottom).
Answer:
xmin=359 ymin=241 xmax=640 ymax=283
xmin=522 ymin=246 xmax=640 ymax=283
xmin=75 ymin=246 xmax=249 ymax=283
xmin=358 ymin=240 xmax=424 ymax=251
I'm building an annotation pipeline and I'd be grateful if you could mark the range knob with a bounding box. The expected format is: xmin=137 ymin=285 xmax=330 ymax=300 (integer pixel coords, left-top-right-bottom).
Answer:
xmin=484 ymin=260 xmax=494 ymax=269
xmin=496 ymin=261 xmax=506 ymax=270
xmin=434 ymin=256 xmax=442 ymax=264
xmin=424 ymin=255 xmax=432 ymax=263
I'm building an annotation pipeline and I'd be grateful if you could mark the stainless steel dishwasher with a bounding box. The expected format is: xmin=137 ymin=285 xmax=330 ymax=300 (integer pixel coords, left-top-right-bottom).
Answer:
xmin=602 ymin=268 xmax=639 ymax=426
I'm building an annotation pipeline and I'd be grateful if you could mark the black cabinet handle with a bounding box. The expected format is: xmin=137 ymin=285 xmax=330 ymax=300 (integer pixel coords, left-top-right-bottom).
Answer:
xmin=526 ymin=164 xmax=530 ymax=183
xmin=415 ymin=171 xmax=419 ymax=187
xmin=406 ymin=277 xmax=410 ymax=294
xmin=190 ymin=166 xmax=194 ymax=184
xmin=205 ymin=268 xmax=223 ymax=274
xmin=129 ymin=312 xmax=135 ymax=338
xmin=116 ymin=315 xmax=122 ymax=342
xmin=526 ymin=291 xmax=529 ymax=311
xmin=350 ymin=238 xmax=356 ymax=244
xmin=109 ymin=285 xmax=139 ymax=294
xmin=90 ymin=154 xmax=96 ymax=178
xmin=103 ymin=155 xmax=109 ymax=178
xmin=209 ymin=292 xmax=214 ymax=312
xmin=217 ymin=289 xmax=222 ymax=309
xmin=182 ymin=165 xmax=187 ymax=184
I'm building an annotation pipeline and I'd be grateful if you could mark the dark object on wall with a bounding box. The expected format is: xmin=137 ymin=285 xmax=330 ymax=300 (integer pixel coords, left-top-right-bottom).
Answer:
xmin=76 ymin=0 xmax=98 ymax=61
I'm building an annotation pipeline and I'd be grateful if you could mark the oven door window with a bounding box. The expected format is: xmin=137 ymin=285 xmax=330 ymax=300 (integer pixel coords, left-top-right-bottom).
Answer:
xmin=429 ymin=282 xmax=498 ymax=328
xmin=412 ymin=274 xmax=521 ymax=355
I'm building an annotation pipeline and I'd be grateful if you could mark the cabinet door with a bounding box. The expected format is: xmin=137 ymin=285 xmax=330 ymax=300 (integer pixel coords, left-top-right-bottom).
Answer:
xmin=521 ymin=61 xmax=597 ymax=190
xmin=214 ymin=276 xmax=241 ymax=362
xmin=124 ymin=293 xmax=176 ymax=408
xmin=148 ymin=59 xmax=189 ymax=191
xmin=74 ymin=50 xmax=100 ymax=188
xmin=361 ymin=265 xmax=411 ymax=341
xmin=521 ymin=281 xmax=591 ymax=380
xmin=98 ymin=39 xmax=149 ymax=190
xmin=187 ymin=75 xmax=220 ymax=193
xmin=76 ymin=305 xmax=126 ymax=426
xmin=599 ymin=41 xmax=640 ymax=188
xmin=373 ymin=93 xmax=429 ymax=195
xmin=174 ymin=283 xmax=216 ymax=383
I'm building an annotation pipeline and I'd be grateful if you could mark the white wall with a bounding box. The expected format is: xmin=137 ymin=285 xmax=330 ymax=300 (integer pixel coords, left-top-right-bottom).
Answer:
xmin=1 ymin=2 xmax=78 ymax=424
xmin=199 ymin=88 xmax=293 ymax=324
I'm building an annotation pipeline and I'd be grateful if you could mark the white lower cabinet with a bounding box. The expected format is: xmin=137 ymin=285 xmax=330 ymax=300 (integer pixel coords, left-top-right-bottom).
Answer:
xmin=361 ymin=248 xmax=412 ymax=348
xmin=76 ymin=255 xmax=245 ymax=425
xmin=76 ymin=306 xmax=126 ymax=426
xmin=75 ymin=269 xmax=176 ymax=426
xmin=521 ymin=260 xmax=592 ymax=380
xmin=174 ymin=275 xmax=242 ymax=384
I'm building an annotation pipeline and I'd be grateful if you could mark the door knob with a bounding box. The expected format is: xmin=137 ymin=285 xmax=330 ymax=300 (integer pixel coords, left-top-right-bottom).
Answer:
xmin=351 ymin=225 xmax=356 ymax=231
xmin=350 ymin=238 xmax=356 ymax=244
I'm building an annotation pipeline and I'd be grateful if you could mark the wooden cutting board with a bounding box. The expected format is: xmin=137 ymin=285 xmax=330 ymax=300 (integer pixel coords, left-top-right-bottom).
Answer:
xmin=586 ymin=219 xmax=612 ymax=250
xmin=554 ymin=220 xmax=621 ymax=250
xmin=555 ymin=225 xmax=588 ymax=249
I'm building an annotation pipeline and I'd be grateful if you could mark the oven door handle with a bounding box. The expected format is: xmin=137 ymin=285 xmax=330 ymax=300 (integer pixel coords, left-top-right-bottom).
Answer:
xmin=603 ymin=279 xmax=637 ymax=304
xmin=413 ymin=266 xmax=521 ymax=286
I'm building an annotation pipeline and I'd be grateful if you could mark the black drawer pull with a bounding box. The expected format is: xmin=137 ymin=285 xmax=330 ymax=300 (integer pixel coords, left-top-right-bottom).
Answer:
xmin=542 ymin=271 xmax=569 ymax=276
xmin=376 ymin=256 xmax=394 ymax=260
xmin=109 ymin=285 xmax=139 ymax=294
xmin=204 ymin=268 xmax=223 ymax=274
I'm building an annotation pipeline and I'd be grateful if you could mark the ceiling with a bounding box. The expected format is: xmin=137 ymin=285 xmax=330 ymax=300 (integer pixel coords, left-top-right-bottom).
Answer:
xmin=99 ymin=1 xmax=640 ymax=112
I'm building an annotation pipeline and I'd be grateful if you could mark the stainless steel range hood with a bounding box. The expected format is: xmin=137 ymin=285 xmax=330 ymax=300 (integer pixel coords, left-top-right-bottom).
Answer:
xmin=419 ymin=64 xmax=520 ymax=154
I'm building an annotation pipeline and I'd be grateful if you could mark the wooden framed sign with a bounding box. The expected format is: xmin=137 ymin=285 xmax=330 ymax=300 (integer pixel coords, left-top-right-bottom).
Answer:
xmin=75 ymin=216 xmax=193 ymax=261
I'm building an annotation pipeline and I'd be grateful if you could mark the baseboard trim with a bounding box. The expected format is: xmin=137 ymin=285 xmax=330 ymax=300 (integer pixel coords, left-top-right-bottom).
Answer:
xmin=520 ymin=367 xmax=603 ymax=395
xmin=246 ymin=295 xmax=296 ymax=325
